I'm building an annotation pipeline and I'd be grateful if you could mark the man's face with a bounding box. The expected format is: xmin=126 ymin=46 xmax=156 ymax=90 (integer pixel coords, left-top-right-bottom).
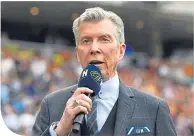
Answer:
xmin=75 ymin=19 xmax=126 ymax=81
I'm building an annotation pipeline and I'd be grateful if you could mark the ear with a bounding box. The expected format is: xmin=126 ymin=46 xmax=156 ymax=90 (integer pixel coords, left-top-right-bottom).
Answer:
xmin=118 ymin=43 xmax=126 ymax=61
xmin=75 ymin=47 xmax=80 ymax=63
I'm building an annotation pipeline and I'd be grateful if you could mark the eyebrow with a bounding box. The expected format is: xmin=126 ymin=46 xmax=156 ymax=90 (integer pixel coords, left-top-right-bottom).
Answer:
xmin=100 ymin=34 xmax=113 ymax=38
xmin=80 ymin=34 xmax=113 ymax=40
xmin=79 ymin=36 xmax=91 ymax=41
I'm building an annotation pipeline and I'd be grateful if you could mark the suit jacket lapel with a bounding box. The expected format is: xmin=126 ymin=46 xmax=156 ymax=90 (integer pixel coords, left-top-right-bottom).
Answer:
xmin=114 ymin=81 xmax=136 ymax=136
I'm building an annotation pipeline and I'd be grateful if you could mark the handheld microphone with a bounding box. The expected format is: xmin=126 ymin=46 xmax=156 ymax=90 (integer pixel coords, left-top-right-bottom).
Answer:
xmin=72 ymin=64 xmax=103 ymax=133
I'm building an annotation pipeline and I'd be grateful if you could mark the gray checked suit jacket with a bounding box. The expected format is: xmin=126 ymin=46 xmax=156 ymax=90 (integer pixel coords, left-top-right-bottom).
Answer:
xmin=32 ymin=81 xmax=177 ymax=136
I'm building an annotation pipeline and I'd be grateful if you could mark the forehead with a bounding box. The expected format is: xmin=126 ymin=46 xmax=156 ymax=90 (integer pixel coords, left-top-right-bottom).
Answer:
xmin=79 ymin=19 xmax=117 ymax=38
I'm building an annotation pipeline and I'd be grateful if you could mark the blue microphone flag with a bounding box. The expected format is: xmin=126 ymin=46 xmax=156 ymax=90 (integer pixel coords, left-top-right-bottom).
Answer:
xmin=78 ymin=64 xmax=103 ymax=97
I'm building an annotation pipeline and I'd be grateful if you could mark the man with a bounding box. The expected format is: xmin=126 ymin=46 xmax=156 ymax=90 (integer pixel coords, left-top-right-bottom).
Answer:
xmin=32 ymin=7 xmax=177 ymax=136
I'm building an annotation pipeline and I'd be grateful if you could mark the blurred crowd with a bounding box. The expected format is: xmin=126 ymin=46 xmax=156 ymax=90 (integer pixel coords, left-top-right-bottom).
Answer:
xmin=1 ymin=39 xmax=194 ymax=136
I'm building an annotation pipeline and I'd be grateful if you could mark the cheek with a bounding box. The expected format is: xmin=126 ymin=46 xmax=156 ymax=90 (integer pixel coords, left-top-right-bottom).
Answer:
xmin=77 ymin=48 xmax=89 ymax=66
xmin=103 ymin=48 xmax=119 ymax=63
xmin=103 ymin=48 xmax=119 ymax=71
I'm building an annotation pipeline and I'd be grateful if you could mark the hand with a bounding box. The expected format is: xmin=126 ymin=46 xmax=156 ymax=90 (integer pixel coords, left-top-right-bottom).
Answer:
xmin=55 ymin=87 xmax=93 ymax=135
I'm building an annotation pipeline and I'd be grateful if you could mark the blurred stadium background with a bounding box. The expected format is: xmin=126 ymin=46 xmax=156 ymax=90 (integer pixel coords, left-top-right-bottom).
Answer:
xmin=1 ymin=1 xmax=193 ymax=136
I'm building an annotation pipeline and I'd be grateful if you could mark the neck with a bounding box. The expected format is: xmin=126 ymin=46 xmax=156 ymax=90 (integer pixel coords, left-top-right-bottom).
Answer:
xmin=103 ymin=71 xmax=118 ymax=82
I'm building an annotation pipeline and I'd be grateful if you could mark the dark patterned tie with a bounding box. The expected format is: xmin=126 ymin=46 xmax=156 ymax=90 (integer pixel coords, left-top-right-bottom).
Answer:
xmin=87 ymin=96 xmax=99 ymax=136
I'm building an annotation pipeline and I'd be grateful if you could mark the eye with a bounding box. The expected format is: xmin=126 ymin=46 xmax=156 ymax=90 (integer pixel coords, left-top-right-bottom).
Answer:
xmin=101 ymin=37 xmax=110 ymax=42
xmin=82 ymin=39 xmax=90 ymax=44
xmin=83 ymin=39 xmax=89 ymax=43
xmin=103 ymin=38 xmax=109 ymax=41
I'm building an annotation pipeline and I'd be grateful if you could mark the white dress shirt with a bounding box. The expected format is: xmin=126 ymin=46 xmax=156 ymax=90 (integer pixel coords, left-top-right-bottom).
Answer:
xmin=95 ymin=74 xmax=119 ymax=131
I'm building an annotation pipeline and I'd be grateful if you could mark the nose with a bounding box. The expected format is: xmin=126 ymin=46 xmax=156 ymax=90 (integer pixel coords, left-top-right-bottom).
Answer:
xmin=90 ymin=42 xmax=101 ymax=55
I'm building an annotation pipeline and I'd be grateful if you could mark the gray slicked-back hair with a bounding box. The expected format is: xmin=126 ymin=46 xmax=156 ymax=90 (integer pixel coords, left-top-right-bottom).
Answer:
xmin=72 ymin=7 xmax=125 ymax=46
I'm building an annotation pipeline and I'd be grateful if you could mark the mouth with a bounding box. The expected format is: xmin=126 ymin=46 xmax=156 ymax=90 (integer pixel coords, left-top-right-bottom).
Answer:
xmin=89 ymin=60 xmax=104 ymax=65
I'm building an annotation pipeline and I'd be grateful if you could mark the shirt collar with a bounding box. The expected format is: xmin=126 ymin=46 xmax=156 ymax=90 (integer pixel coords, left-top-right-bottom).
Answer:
xmin=98 ymin=74 xmax=119 ymax=100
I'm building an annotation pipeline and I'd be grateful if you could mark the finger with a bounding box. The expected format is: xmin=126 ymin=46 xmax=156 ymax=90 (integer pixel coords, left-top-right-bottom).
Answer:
xmin=76 ymin=94 xmax=92 ymax=107
xmin=71 ymin=105 xmax=88 ymax=115
xmin=73 ymin=87 xmax=93 ymax=96
xmin=78 ymin=100 xmax=91 ymax=112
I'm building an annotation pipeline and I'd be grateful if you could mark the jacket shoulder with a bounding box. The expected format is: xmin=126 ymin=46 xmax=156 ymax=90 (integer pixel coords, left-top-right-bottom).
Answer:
xmin=127 ymin=86 xmax=168 ymax=118
xmin=129 ymin=86 xmax=165 ymax=104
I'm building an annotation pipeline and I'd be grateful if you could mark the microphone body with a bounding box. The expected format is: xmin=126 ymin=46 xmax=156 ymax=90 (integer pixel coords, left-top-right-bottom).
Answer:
xmin=72 ymin=64 xmax=103 ymax=133
xmin=72 ymin=112 xmax=85 ymax=133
